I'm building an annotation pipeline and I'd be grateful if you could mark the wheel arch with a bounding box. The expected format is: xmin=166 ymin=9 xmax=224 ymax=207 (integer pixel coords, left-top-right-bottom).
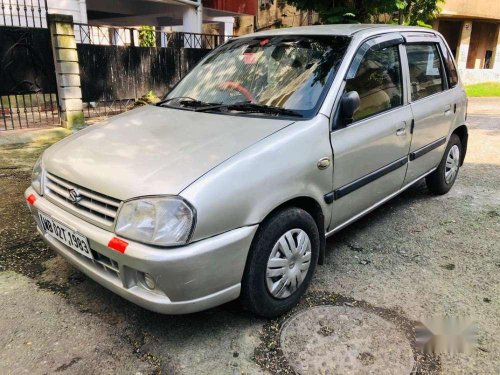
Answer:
xmin=452 ymin=124 xmax=468 ymax=166
xmin=256 ymin=196 xmax=326 ymax=265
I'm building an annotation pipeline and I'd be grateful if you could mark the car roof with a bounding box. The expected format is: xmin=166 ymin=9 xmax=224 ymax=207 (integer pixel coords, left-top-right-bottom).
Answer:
xmin=239 ymin=24 xmax=435 ymax=39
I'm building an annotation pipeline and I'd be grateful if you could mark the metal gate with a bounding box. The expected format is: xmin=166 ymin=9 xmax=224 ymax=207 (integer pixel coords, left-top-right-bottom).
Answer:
xmin=0 ymin=0 xmax=60 ymax=131
xmin=76 ymin=24 xmax=221 ymax=119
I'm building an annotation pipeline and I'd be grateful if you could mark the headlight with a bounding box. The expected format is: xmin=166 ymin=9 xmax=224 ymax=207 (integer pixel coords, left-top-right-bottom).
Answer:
xmin=115 ymin=196 xmax=196 ymax=246
xmin=31 ymin=155 xmax=44 ymax=195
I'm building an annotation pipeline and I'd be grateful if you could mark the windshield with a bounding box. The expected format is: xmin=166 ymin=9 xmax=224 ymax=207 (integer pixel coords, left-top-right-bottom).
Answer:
xmin=165 ymin=35 xmax=351 ymax=118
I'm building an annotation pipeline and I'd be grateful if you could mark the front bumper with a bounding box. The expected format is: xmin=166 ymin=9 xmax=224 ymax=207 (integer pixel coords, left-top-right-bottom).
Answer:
xmin=25 ymin=187 xmax=257 ymax=314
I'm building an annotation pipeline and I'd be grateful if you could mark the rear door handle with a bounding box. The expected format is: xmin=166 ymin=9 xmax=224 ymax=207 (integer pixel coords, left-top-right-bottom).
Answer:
xmin=444 ymin=104 xmax=452 ymax=115
xmin=396 ymin=121 xmax=407 ymax=136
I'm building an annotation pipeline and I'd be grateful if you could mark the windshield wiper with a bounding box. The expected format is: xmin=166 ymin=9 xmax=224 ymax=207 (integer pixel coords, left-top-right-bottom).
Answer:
xmin=195 ymin=102 xmax=303 ymax=118
xmin=156 ymin=96 xmax=220 ymax=109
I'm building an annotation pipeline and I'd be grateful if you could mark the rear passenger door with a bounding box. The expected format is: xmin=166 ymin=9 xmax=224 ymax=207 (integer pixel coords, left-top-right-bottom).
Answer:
xmin=328 ymin=35 xmax=413 ymax=231
xmin=402 ymin=35 xmax=460 ymax=183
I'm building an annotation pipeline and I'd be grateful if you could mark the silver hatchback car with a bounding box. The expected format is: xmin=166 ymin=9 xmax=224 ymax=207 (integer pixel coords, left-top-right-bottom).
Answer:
xmin=26 ymin=25 xmax=468 ymax=317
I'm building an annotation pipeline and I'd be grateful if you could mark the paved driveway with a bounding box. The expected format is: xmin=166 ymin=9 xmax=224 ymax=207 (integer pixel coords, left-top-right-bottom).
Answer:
xmin=0 ymin=103 xmax=498 ymax=374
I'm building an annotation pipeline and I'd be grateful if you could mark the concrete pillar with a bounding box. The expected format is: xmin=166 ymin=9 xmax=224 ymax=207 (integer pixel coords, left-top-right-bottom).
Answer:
xmin=160 ymin=27 xmax=169 ymax=47
xmin=491 ymin=24 xmax=500 ymax=72
xmin=48 ymin=14 xmax=84 ymax=129
xmin=182 ymin=5 xmax=202 ymax=34
xmin=212 ymin=17 xmax=234 ymax=40
xmin=456 ymin=20 xmax=473 ymax=70
xmin=78 ymin=0 xmax=88 ymax=23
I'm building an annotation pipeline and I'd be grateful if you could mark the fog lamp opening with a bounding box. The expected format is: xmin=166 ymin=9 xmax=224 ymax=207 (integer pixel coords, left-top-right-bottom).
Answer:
xmin=141 ymin=272 xmax=156 ymax=290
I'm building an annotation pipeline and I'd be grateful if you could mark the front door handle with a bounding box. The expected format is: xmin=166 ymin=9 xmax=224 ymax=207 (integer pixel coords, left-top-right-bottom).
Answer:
xmin=396 ymin=121 xmax=407 ymax=136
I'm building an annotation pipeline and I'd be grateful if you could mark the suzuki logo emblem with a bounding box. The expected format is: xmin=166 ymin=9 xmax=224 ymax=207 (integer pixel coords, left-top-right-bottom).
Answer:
xmin=68 ymin=189 xmax=82 ymax=204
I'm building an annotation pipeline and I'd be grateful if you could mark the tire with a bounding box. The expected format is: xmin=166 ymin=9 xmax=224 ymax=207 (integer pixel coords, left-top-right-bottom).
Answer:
xmin=426 ymin=134 xmax=462 ymax=195
xmin=241 ymin=207 xmax=320 ymax=318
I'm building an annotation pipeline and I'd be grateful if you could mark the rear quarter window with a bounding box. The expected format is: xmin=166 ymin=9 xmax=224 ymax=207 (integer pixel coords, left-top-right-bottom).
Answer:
xmin=406 ymin=43 xmax=445 ymax=101
xmin=440 ymin=41 xmax=459 ymax=88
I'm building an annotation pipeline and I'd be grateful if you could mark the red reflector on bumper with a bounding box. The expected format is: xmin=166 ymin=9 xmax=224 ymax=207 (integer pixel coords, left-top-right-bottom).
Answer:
xmin=27 ymin=194 xmax=36 ymax=205
xmin=108 ymin=237 xmax=128 ymax=253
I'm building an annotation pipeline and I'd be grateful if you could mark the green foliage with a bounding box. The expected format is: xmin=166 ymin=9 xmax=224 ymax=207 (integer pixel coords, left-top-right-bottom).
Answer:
xmin=399 ymin=0 xmax=443 ymax=26
xmin=139 ymin=26 xmax=156 ymax=47
xmin=286 ymin=0 xmax=442 ymax=25
xmin=133 ymin=90 xmax=160 ymax=108
xmin=465 ymin=82 xmax=500 ymax=97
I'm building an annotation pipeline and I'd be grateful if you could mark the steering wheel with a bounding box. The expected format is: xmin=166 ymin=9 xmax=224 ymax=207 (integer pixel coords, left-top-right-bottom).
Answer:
xmin=219 ymin=81 xmax=255 ymax=102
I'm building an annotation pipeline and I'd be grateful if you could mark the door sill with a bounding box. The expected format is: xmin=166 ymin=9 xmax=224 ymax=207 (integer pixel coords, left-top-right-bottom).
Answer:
xmin=325 ymin=167 xmax=436 ymax=238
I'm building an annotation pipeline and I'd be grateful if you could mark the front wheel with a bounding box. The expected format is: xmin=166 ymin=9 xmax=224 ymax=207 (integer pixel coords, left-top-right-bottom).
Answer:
xmin=426 ymin=134 xmax=462 ymax=195
xmin=241 ymin=207 xmax=320 ymax=318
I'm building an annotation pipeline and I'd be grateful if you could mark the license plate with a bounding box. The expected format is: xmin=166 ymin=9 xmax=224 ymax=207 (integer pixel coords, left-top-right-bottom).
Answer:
xmin=38 ymin=211 xmax=93 ymax=260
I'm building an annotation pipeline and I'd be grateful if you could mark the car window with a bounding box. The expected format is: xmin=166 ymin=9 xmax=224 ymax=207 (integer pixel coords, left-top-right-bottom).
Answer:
xmin=166 ymin=35 xmax=350 ymax=118
xmin=406 ymin=44 xmax=445 ymax=100
xmin=344 ymin=45 xmax=403 ymax=122
xmin=440 ymin=43 xmax=459 ymax=88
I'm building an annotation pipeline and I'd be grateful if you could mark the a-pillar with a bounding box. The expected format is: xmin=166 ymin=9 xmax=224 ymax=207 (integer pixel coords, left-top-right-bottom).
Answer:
xmin=48 ymin=14 xmax=84 ymax=129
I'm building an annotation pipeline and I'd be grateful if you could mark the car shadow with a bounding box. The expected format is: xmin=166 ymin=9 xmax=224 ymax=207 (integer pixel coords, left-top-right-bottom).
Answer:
xmin=325 ymin=178 xmax=431 ymax=250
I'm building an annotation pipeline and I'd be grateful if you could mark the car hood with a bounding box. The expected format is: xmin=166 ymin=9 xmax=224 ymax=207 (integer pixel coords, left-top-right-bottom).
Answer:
xmin=43 ymin=105 xmax=294 ymax=200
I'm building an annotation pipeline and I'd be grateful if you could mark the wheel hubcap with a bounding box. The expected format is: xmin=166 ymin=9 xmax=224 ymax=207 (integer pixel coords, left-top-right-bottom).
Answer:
xmin=266 ymin=229 xmax=312 ymax=299
xmin=445 ymin=145 xmax=460 ymax=184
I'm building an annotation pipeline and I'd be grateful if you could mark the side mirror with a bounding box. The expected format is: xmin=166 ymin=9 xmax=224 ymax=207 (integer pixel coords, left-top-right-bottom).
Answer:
xmin=341 ymin=91 xmax=360 ymax=126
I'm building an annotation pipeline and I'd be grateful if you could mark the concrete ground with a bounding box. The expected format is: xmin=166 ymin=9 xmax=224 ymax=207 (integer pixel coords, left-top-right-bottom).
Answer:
xmin=0 ymin=98 xmax=499 ymax=374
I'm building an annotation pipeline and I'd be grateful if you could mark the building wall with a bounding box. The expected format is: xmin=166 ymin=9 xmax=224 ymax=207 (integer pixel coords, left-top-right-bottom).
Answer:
xmin=257 ymin=1 xmax=319 ymax=29
xmin=234 ymin=2 xmax=319 ymax=36
xmin=47 ymin=0 xmax=87 ymax=23
xmin=435 ymin=0 xmax=500 ymax=84
xmin=439 ymin=0 xmax=500 ymax=21
xmin=466 ymin=21 xmax=497 ymax=69
xmin=0 ymin=0 xmax=86 ymax=27
xmin=203 ymin=0 xmax=257 ymax=16
xmin=437 ymin=20 xmax=461 ymax=56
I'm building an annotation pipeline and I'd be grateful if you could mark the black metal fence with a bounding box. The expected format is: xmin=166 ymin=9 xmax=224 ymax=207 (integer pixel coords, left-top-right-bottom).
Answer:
xmin=0 ymin=2 xmax=229 ymax=128
xmin=75 ymin=23 xmax=227 ymax=119
xmin=1 ymin=92 xmax=59 ymax=130
xmin=0 ymin=0 xmax=60 ymax=131
xmin=74 ymin=23 xmax=227 ymax=49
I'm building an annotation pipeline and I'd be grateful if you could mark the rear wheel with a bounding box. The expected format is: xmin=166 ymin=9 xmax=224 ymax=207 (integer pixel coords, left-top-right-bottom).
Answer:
xmin=426 ymin=134 xmax=462 ymax=195
xmin=241 ymin=207 xmax=320 ymax=318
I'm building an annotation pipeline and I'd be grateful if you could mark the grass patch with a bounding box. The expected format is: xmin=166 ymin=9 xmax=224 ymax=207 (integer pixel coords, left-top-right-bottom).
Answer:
xmin=465 ymin=82 xmax=500 ymax=97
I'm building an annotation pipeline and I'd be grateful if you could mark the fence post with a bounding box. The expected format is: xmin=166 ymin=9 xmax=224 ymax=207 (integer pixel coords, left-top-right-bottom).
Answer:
xmin=48 ymin=14 xmax=84 ymax=129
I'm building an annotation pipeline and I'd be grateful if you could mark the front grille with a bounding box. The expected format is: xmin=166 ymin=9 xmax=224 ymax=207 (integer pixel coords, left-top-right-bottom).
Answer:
xmin=44 ymin=172 xmax=121 ymax=227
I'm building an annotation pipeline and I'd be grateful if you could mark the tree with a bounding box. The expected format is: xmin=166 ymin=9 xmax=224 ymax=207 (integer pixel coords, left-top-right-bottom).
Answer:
xmin=395 ymin=0 xmax=443 ymax=27
xmin=286 ymin=0 xmax=441 ymax=26
xmin=139 ymin=26 xmax=156 ymax=47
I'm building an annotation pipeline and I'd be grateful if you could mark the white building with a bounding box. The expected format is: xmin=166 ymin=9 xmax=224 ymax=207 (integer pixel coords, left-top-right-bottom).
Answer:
xmin=1 ymin=0 xmax=247 ymax=37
